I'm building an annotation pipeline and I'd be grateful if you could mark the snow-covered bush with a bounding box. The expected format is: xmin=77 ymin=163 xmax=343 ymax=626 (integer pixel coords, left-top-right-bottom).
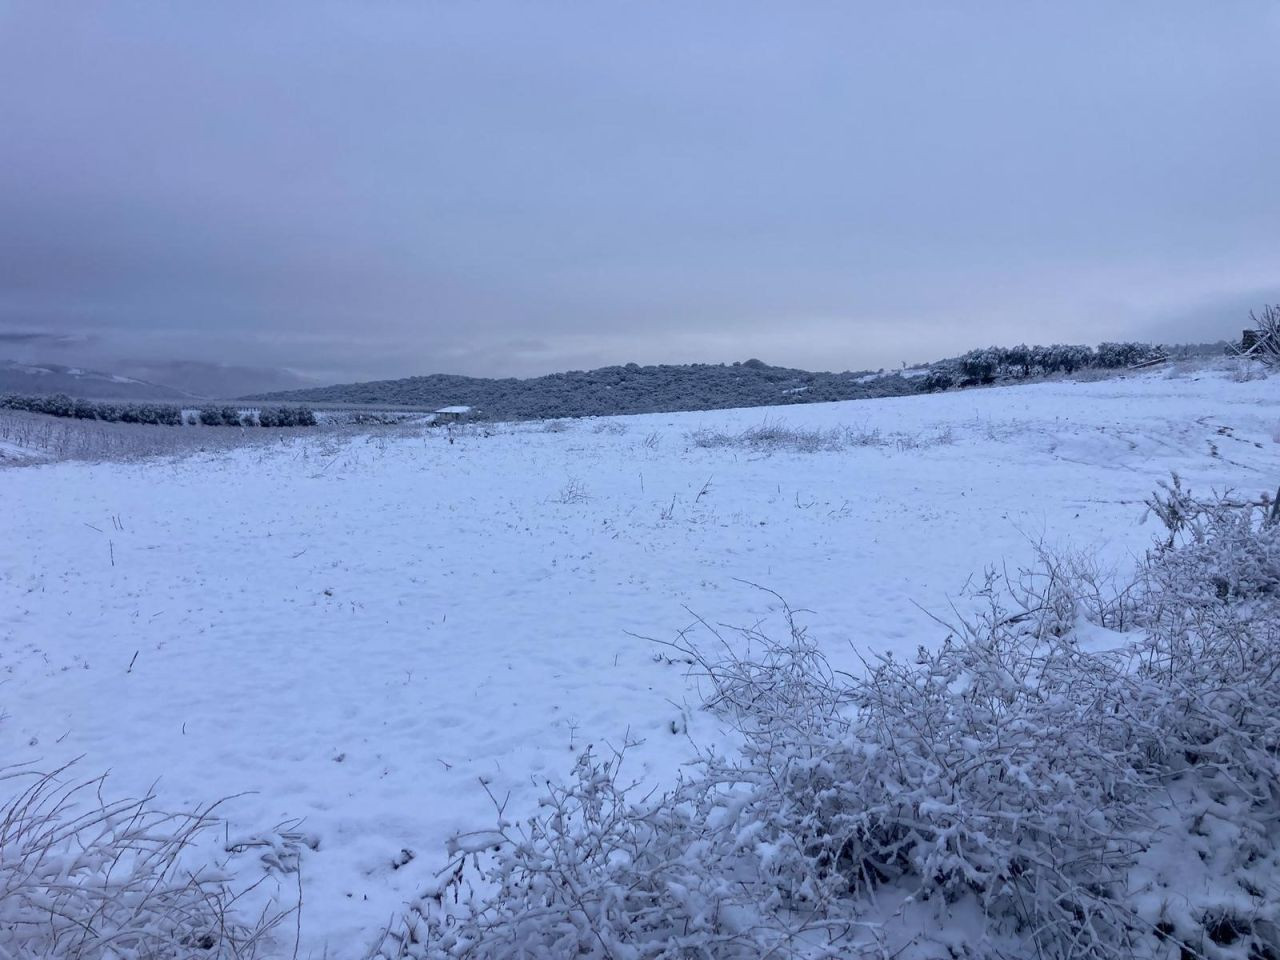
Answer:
xmin=1048 ymin=343 xmax=1096 ymax=374
xmin=377 ymin=479 xmax=1280 ymax=960
xmin=0 ymin=762 xmax=284 ymax=958
xmin=691 ymin=421 xmax=844 ymax=453
xmin=43 ymin=393 xmax=76 ymax=418
xmin=919 ymin=365 xmax=956 ymax=392
xmin=958 ymin=347 xmax=1001 ymax=384
xmin=342 ymin=411 xmax=401 ymax=425
xmin=1096 ymin=341 xmax=1155 ymax=368
xmin=118 ymin=402 xmax=184 ymax=425
xmin=255 ymin=406 xmax=317 ymax=427
xmin=1228 ymin=358 xmax=1269 ymax=382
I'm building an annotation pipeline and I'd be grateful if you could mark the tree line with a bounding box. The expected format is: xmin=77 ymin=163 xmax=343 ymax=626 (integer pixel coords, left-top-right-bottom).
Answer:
xmin=919 ymin=341 xmax=1158 ymax=392
xmin=0 ymin=393 xmax=317 ymax=427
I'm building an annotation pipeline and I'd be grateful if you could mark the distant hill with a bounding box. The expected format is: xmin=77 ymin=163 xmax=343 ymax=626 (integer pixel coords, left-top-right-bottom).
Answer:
xmin=245 ymin=359 xmax=926 ymax=419
xmin=0 ymin=361 xmax=193 ymax=401
xmin=0 ymin=359 xmax=322 ymax=400
xmin=114 ymin=360 xmax=321 ymax=399
xmin=246 ymin=339 xmax=1224 ymax=420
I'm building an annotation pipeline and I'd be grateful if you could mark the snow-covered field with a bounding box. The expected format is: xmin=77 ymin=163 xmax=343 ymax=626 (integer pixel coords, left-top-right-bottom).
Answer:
xmin=2 ymin=366 xmax=1277 ymax=956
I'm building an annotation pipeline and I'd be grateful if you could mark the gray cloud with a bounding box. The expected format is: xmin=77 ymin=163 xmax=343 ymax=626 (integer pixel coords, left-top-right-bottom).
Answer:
xmin=1 ymin=1 xmax=1277 ymax=381
xmin=0 ymin=332 xmax=80 ymax=345
xmin=1146 ymin=286 xmax=1280 ymax=345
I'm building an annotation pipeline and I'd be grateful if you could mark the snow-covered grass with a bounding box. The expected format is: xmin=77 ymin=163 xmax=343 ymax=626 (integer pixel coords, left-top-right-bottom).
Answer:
xmin=0 ymin=408 xmax=439 ymax=467
xmin=0 ymin=409 xmax=290 ymax=464
xmin=688 ymin=419 xmax=955 ymax=453
xmin=0 ymin=365 xmax=1277 ymax=956
xmin=388 ymin=480 xmax=1279 ymax=959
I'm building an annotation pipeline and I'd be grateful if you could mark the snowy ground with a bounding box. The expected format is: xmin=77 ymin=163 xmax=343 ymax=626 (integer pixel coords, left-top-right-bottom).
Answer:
xmin=1 ymin=365 xmax=1277 ymax=956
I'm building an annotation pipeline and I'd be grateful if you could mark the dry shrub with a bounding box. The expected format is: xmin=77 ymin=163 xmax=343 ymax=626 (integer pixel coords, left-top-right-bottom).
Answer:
xmin=0 ymin=762 xmax=286 ymax=959
xmin=689 ymin=420 xmax=954 ymax=455
xmin=592 ymin=421 xmax=629 ymax=435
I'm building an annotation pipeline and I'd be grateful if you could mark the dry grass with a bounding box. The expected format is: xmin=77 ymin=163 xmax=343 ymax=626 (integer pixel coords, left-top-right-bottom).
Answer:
xmin=689 ymin=419 xmax=955 ymax=454
xmin=0 ymin=409 xmax=436 ymax=468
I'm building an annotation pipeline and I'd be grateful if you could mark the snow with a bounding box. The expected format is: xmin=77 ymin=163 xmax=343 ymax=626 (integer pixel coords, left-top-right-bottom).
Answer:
xmin=0 ymin=367 xmax=1277 ymax=956
xmin=852 ymin=366 xmax=927 ymax=383
xmin=0 ymin=439 xmax=41 ymax=463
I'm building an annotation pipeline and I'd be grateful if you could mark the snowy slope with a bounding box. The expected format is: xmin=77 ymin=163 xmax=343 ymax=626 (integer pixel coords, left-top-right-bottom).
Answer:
xmin=0 ymin=367 xmax=1277 ymax=956
xmin=0 ymin=360 xmax=193 ymax=400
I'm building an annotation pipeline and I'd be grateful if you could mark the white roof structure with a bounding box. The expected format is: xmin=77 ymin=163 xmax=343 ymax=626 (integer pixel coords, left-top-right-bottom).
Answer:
xmin=435 ymin=405 xmax=472 ymax=415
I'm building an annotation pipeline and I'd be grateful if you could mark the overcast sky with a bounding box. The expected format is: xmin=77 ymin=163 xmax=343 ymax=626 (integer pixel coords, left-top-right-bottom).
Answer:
xmin=1 ymin=2 xmax=1277 ymax=383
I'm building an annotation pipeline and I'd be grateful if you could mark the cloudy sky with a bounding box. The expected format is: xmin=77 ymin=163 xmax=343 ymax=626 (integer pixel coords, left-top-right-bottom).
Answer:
xmin=1 ymin=2 xmax=1277 ymax=384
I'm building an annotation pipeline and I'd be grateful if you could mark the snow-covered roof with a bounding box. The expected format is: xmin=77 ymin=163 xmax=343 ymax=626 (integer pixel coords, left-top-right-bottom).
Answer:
xmin=435 ymin=405 xmax=472 ymax=414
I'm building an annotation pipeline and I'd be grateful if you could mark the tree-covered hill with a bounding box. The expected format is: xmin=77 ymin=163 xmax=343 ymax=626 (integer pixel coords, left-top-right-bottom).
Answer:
xmin=244 ymin=341 xmax=1203 ymax=420
xmin=243 ymin=359 xmax=929 ymax=419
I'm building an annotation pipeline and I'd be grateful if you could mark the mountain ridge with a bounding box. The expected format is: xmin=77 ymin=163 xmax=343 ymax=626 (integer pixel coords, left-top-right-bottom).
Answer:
xmin=0 ymin=361 xmax=196 ymax=401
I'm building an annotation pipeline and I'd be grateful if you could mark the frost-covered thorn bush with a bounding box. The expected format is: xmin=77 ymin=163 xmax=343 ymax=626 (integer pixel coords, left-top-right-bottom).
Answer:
xmin=377 ymin=476 xmax=1280 ymax=960
xmin=0 ymin=761 xmax=286 ymax=959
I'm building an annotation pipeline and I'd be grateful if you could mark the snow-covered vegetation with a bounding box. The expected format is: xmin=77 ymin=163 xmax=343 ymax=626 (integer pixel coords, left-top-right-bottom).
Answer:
xmin=0 ymin=762 xmax=285 ymax=958
xmin=0 ymin=408 xmax=334 ymax=465
xmin=247 ymin=341 xmax=1198 ymax=420
xmin=0 ymin=362 xmax=1276 ymax=957
xmin=0 ymin=393 xmax=319 ymax=429
xmin=380 ymin=478 xmax=1280 ymax=959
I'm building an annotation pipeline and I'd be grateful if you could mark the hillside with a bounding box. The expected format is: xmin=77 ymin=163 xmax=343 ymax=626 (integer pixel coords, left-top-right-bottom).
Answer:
xmin=0 ymin=358 xmax=322 ymax=400
xmin=0 ymin=360 xmax=193 ymax=401
xmin=246 ymin=359 xmax=928 ymax=417
xmin=245 ymin=342 xmax=1224 ymax=419
xmin=115 ymin=359 xmax=321 ymax=398
xmin=8 ymin=342 xmax=1226 ymax=417
xmin=240 ymin=340 xmax=1177 ymax=419
xmin=4 ymin=363 xmax=1277 ymax=955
